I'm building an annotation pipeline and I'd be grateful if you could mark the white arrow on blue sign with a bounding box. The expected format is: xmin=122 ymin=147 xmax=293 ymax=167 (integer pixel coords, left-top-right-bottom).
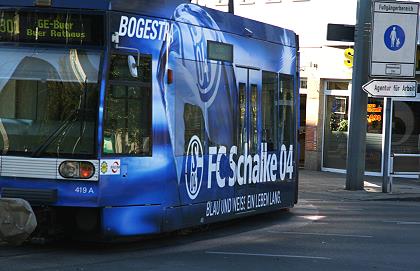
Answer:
xmin=362 ymin=79 xmax=417 ymax=97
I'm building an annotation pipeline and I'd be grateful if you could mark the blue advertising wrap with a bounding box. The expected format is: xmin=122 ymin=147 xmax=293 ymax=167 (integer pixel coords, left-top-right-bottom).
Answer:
xmin=0 ymin=1 xmax=299 ymax=238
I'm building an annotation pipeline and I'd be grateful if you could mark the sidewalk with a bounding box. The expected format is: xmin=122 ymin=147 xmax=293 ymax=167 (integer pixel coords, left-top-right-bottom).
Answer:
xmin=299 ymin=169 xmax=420 ymax=201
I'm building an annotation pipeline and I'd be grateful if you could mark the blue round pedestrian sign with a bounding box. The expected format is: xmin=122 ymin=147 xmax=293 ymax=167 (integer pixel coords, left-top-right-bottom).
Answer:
xmin=384 ymin=25 xmax=405 ymax=51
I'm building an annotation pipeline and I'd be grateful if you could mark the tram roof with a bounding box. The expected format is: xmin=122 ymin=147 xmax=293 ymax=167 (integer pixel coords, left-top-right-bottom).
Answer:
xmin=0 ymin=0 xmax=297 ymax=47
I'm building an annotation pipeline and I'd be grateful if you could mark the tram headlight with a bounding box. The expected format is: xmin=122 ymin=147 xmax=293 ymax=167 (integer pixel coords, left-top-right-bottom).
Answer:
xmin=59 ymin=161 xmax=95 ymax=179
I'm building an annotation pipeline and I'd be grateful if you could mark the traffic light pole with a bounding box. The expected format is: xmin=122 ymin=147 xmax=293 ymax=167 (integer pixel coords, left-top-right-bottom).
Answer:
xmin=345 ymin=0 xmax=372 ymax=190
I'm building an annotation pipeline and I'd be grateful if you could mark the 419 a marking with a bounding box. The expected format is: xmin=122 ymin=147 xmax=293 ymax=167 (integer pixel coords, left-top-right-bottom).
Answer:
xmin=75 ymin=187 xmax=95 ymax=194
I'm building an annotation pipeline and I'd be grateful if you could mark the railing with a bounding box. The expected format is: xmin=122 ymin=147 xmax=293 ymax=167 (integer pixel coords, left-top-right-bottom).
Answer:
xmin=389 ymin=153 xmax=420 ymax=192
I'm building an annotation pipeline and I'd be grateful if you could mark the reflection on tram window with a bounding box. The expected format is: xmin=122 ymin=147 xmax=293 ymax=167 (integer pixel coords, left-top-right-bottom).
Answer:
xmin=279 ymin=74 xmax=294 ymax=147
xmin=103 ymin=54 xmax=152 ymax=156
xmin=184 ymin=104 xmax=205 ymax=154
xmin=262 ymin=71 xmax=278 ymax=151
xmin=103 ymin=85 xmax=152 ymax=156
xmin=238 ymin=83 xmax=246 ymax=153
xmin=250 ymin=84 xmax=258 ymax=154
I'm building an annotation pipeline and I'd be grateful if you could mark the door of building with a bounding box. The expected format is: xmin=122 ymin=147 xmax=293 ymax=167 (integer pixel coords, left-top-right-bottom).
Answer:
xmin=321 ymin=80 xmax=384 ymax=175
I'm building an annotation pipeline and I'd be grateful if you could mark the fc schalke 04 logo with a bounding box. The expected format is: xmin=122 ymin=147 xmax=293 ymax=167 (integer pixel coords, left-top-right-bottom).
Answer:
xmin=183 ymin=5 xmax=223 ymax=106
xmin=185 ymin=135 xmax=204 ymax=200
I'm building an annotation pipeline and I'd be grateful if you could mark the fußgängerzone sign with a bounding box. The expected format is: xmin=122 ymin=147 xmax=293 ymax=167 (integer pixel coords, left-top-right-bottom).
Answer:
xmin=370 ymin=1 xmax=419 ymax=78
xmin=362 ymin=79 xmax=417 ymax=97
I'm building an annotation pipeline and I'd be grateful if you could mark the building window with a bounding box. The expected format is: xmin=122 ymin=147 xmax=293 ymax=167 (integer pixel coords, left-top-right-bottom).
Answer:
xmin=326 ymin=81 xmax=350 ymax=91
xmin=215 ymin=0 xmax=228 ymax=6
xmin=240 ymin=0 xmax=255 ymax=5
xmin=300 ymin=77 xmax=307 ymax=89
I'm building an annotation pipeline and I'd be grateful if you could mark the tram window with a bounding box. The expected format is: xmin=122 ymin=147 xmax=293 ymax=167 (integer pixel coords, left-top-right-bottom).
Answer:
xmin=103 ymin=54 xmax=152 ymax=156
xmin=238 ymin=83 xmax=247 ymax=153
xmin=184 ymin=104 xmax=205 ymax=154
xmin=109 ymin=54 xmax=152 ymax=83
xmin=250 ymin=84 xmax=258 ymax=154
xmin=262 ymin=71 xmax=278 ymax=151
xmin=279 ymin=74 xmax=294 ymax=146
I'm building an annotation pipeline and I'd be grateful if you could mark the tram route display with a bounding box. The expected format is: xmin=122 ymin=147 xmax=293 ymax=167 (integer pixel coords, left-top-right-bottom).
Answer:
xmin=0 ymin=11 xmax=103 ymax=45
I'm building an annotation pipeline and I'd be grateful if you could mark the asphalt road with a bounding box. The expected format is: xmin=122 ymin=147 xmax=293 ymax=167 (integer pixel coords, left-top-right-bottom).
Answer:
xmin=2 ymin=195 xmax=420 ymax=271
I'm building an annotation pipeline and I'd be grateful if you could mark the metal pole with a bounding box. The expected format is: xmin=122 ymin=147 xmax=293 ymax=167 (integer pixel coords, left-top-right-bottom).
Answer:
xmin=228 ymin=0 xmax=234 ymax=14
xmin=382 ymin=97 xmax=392 ymax=193
xmin=345 ymin=0 xmax=372 ymax=190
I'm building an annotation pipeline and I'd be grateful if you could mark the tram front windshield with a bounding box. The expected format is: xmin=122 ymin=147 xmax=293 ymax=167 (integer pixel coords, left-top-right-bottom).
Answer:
xmin=0 ymin=47 xmax=101 ymax=158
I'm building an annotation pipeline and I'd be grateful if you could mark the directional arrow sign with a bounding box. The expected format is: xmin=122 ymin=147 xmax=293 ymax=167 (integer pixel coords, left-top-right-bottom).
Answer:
xmin=362 ymin=79 xmax=417 ymax=97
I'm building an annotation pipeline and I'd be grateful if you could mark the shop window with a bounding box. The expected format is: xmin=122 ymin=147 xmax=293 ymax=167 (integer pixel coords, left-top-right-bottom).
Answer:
xmin=365 ymin=98 xmax=384 ymax=172
xmin=392 ymin=101 xmax=420 ymax=172
xmin=323 ymin=96 xmax=349 ymax=170
xmin=367 ymin=99 xmax=383 ymax=133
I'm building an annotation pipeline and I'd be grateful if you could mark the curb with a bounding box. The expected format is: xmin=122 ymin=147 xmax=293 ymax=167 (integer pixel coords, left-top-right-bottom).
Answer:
xmin=367 ymin=196 xmax=420 ymax=202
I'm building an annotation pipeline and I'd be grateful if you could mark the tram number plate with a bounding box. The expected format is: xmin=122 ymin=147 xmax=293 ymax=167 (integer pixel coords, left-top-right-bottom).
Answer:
xmin=74 ymin=187 xmax=95 ymax=194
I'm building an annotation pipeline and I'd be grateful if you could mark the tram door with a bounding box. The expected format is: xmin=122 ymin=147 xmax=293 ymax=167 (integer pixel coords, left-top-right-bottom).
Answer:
xmin=236 ymin=67 xmax=261 ymax=197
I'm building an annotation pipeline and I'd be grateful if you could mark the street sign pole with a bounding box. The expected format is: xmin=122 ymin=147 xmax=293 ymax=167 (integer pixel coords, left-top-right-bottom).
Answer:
xmin=369 ymin=1 xmax=418 ymax=193
xmin=383 ymin=97 xmax=392 ymax=193
xmin=346 ymin=0 xmax=372 ymax=190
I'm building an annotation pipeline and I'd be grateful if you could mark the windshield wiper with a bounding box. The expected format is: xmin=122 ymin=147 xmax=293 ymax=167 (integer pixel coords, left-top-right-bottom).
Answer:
xmin=31 ymin=110 xmax=79 ymax=158
xmin=71 ymin=80 xmax=89 ymax=154
xmin=32 ymin=78 xmax=90 ymax=158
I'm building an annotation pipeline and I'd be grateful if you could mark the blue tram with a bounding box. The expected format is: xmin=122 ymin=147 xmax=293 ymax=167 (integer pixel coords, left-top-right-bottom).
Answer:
xmin=0 ymin=0 xmax=299 ymax=239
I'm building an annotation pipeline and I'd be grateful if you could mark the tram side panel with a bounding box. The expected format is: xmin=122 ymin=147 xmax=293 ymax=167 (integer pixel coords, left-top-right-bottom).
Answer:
xmin=100 ymin=4 xmax=298 ymax=237
xmin=158 ymin=5 xmax=298 ymax=229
